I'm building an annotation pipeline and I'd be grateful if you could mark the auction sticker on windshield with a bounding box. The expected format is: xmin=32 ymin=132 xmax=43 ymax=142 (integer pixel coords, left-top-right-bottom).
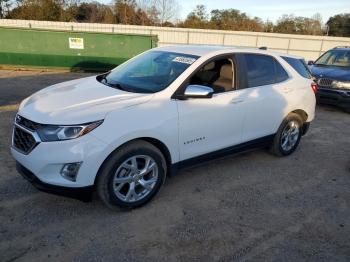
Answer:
xmin=172 ymin=57 xmax=196 ymax=64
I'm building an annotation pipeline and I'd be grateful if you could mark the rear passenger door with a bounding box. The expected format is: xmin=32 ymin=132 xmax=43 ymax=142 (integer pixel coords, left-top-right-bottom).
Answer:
xmin=239 ymin=53 xmax=291 ymax=142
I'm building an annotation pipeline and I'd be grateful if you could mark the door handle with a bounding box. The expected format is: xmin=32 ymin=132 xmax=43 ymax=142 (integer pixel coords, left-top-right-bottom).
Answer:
xmin=230 ymin=99 xmax=244 ymax=104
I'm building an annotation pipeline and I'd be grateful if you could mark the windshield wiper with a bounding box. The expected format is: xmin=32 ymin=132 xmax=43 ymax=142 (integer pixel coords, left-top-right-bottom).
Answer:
xmin=97 ymin=74 xmax=126 ymax=91
xmin=107 ymin=82 xmax=126 ymax=91
xmin=97 ymin=73 xmax=109 ymax=84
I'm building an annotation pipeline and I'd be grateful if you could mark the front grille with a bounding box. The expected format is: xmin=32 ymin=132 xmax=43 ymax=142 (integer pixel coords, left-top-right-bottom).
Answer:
xmin=13 ymin=127 xmax=38 ymax=154
xmin=15 ymin=115 xmax=41 ymax=131
xmin=317 ymin=78 xmax=333 ymax=87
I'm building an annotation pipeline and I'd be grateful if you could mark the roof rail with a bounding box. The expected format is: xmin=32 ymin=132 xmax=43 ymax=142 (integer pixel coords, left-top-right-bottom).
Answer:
xmin=259 ymin=46 xmax=267 ymax=50
xmin=333 ymin=46 xmax=350 ymax=49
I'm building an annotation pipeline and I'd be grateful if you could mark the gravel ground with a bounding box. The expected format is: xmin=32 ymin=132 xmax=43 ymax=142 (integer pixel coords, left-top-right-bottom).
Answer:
xmin=0 ymin=69 xmax=349 ymax=262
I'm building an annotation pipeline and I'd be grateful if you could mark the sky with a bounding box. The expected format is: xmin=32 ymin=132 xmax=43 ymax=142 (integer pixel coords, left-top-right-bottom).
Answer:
xmin=177 ymin=0 xmax=350 ymax=23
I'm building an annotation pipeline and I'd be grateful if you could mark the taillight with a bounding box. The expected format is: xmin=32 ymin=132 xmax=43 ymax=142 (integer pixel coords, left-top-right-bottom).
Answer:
xmin=311 ymin=82 xmax=318 ymax=93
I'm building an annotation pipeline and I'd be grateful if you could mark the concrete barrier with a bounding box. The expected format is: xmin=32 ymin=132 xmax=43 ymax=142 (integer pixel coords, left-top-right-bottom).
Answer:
xmin=1 ymin=19 xmax=350 ymax=61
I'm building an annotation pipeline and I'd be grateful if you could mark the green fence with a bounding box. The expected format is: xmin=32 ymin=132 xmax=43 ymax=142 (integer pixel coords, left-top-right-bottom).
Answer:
xmin=0 ymin=27 xmax=158 ymax=71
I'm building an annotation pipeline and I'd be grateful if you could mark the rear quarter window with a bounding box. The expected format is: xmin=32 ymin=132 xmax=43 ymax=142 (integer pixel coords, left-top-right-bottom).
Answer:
xmin=282 ymin=56 xmax=311 ymax=79
xmin=275 ymin=60 xmax=289 ymax=82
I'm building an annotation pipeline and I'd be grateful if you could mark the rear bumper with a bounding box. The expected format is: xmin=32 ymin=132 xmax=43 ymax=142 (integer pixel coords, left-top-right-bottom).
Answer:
xmin=316 ymin=88 xmax=350 ymax=109
xmin=16 ymin=162 xmax=93 ymax=202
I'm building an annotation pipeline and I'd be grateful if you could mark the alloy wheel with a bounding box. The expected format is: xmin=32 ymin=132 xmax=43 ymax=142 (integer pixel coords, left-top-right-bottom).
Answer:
xmin=113 ymin=155 xmax=159 ymax=203
xmin=280 ymin=120 xmax=300 ymax=152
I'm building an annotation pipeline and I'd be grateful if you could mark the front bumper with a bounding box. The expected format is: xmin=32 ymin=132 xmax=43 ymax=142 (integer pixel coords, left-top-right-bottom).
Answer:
xmin=11 ymin=132 xmax=108 ymax=188
xmin=16 ymin=162 xmax=93 ymax=201
xmin=316 ymin=88 xmax=350 ymax=110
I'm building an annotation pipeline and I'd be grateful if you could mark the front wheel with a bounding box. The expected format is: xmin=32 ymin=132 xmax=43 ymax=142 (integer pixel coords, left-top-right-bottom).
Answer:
xmin=96 ymin=140 xmax=167 ymax=209
xmin=270 ymin=113 xmax=303 ymax=156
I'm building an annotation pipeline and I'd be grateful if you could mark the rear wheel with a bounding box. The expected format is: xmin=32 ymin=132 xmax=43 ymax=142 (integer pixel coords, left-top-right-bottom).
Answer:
xmin=97 ymin=140 xmax=167 ymax=209
xmin=270 ymin=113 xmax=303 ymax=156
xmin=343 ymin=107 xmax=350 ymax=114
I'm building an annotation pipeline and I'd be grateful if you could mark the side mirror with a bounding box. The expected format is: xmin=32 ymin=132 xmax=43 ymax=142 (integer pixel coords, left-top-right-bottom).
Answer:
xmin=183 ymin=85 xmax=214 ymax=99
xmin=307 ymin=60 xmax=314 ymax=65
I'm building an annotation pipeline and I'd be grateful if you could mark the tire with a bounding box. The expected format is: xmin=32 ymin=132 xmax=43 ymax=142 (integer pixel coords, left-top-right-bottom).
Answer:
xmin=96 ymin=140 xmax=167 ymax=209
xmin=343 ymin=108 xmax=350 ymax=114
xmin=270 ymin=113 xmax=303 ymax=156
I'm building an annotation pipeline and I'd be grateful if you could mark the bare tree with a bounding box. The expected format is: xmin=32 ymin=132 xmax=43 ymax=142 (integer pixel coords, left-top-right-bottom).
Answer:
xmin=312 ymin=13 xmax=323 ymax=24
xmin=0 ymin=0 xmax=12 ymax=18
xmin=136 ymin=0 xmax=152 ymax=12
xmin=136 ymin=0 xmax=159 ymax=24
xmin=154 ymin=0 xmax=179 ymax=25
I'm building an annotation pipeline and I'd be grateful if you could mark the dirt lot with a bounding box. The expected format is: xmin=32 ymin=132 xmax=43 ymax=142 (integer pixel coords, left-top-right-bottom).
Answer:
xmin=0 ymin=69 xmax=349 ymax=262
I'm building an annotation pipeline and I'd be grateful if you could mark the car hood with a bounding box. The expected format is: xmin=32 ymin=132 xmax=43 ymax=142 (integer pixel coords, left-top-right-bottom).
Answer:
xmin=310 ymin=65 xmax=350 ymax=81
xmin=18 ymin=76 xmax=154 ymax=125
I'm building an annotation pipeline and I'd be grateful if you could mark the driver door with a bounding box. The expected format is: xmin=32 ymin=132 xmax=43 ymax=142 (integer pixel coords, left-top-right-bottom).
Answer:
xmin=175 ymin=55 xmax=248 ymax=161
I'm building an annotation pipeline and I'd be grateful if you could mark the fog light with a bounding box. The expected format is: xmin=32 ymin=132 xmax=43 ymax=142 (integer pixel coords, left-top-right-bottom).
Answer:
xmin=60 ymin=162 xmax=82 ymax=182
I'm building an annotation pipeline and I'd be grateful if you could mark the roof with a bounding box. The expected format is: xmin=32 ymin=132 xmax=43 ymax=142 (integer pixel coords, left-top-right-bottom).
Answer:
xmin=154 ymin=45 xmax=303 ymax=59
xmin=155 ymin=45 xmax=239 ymax=56
xmin=333 ymin=46 xmax=350 ymax=50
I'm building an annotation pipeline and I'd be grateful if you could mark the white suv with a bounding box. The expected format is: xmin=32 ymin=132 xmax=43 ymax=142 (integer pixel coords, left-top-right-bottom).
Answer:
xmin=11 ymin=45 xmax=316 ymax=209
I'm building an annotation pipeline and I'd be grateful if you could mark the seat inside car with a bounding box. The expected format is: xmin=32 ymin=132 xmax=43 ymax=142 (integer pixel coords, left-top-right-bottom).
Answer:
xmin=334 ymin=56 xmax=350 ymax=67
xmin=212 ymin=62 xmax=234 ymax=92
xmin=192 ymin=61 xmax=217 ymax=85
xmin=188 ymin=58 xmax=235 ymax=93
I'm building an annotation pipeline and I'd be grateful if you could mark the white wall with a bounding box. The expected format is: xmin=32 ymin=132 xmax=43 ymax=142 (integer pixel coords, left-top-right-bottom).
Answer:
xmin=1 ymin=19 xmax=350 ymax=61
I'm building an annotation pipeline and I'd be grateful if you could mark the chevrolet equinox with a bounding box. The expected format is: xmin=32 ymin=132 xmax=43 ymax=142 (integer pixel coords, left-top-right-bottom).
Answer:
xmin=11 ymin=45 xmax=317 ymax=209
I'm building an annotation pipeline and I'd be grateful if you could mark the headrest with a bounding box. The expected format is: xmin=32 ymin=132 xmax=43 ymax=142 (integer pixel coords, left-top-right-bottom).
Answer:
xmin=220 ymin=64 xmax=232 ymax=79
xmin=203 ymin=61 xmax=215 ymax=71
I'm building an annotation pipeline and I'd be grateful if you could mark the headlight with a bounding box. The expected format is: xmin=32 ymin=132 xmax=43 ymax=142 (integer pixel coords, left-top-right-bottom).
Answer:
xmin=37 ymin=120 xmax=103 ymax=142
xmin=332 ymin=81 xmax=350 ymax=89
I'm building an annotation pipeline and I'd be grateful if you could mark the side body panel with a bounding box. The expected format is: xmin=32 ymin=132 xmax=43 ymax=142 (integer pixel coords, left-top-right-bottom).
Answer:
xmin=240 ymin=82 xmax=290 ymax=142
xmin=240 ymin=54 xmax=316 ymax=142
xmin=176 ymin=90 xmax=247 ymax=160
xmin=92 ymin=95 xmax=180 ymax=164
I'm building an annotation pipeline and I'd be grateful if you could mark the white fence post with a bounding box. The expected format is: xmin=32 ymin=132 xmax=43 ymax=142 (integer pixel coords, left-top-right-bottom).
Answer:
xmin=287 ymin=38 xmax=291 ymax=54
xmin=319 ymin=39 xmax=324 ymax=57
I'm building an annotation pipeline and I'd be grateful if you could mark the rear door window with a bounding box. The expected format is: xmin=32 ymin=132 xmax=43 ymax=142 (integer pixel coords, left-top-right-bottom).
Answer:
xmin=282 ymin=56 xmax=311 ymax=79
xmin=244 ymin=54 xmax=289 ymax=88
xmin=245 ymin=54 xmax=275 ymax=87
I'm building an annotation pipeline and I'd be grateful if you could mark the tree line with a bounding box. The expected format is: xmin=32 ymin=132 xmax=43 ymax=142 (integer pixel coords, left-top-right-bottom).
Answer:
xmin=0 ymin=0 xmax=349 ymax=37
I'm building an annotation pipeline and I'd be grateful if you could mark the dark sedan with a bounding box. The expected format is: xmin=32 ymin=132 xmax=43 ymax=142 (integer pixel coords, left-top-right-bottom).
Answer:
xmin=309 ymin=47 xmax=350 ymax=113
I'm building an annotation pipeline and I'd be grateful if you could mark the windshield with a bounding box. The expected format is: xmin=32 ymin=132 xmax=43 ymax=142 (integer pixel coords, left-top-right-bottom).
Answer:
xmin=315 ymin=49 xmax=350 ymax=67
xmin=97 ymin=51 xmax=199 ymax=93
